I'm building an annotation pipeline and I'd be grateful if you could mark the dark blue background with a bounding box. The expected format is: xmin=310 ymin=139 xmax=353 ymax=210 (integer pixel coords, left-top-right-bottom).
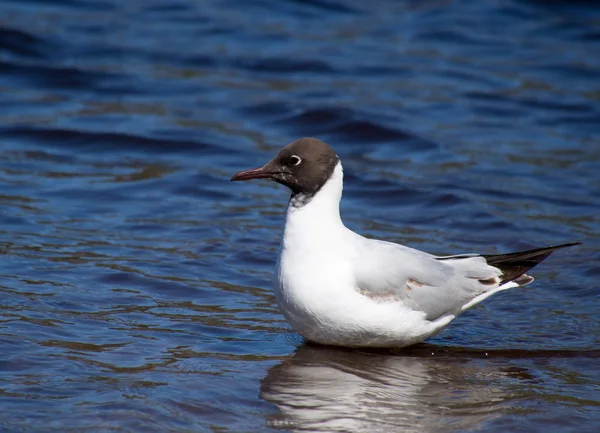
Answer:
xmin=0 ymin=1 xmax=598 ymax=431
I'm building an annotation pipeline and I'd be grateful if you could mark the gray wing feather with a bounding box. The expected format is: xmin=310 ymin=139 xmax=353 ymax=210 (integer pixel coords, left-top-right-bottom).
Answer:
xmin=352 ymin=238 xmax=502 ymax=320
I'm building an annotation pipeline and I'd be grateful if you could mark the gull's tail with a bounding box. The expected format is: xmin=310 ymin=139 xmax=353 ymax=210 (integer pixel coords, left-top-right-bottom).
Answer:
xmin=482 ymin=242 xmax=581 ymax=286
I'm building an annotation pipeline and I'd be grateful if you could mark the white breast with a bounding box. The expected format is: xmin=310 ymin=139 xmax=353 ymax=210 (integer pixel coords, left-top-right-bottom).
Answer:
xmin=276 ymin=163 xmax=353 ymax=329
xmin=274 ymin=162 xmax=444 ymax=347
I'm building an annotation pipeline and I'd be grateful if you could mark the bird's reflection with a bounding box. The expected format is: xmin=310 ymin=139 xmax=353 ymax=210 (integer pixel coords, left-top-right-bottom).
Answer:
xmin=260 ymin=344 xmax=543 ymax=432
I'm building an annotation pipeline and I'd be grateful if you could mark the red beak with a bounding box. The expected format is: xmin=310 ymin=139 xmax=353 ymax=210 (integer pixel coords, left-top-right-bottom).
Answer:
xmin=230 ymin=166 xmax=274 ymax=182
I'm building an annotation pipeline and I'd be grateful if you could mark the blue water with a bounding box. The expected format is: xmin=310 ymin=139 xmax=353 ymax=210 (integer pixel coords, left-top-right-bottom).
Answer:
xmin=1 ymin=0 xmax=599 ymax=431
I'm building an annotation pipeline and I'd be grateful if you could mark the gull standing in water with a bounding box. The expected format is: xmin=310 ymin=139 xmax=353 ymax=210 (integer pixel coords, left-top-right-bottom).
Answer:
xmin=231 ymin=138 xmax=579 ymax=348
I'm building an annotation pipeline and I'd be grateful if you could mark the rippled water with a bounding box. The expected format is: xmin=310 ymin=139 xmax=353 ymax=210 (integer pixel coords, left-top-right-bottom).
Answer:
xmin=1 ymin=0 xmax=599 ymax=431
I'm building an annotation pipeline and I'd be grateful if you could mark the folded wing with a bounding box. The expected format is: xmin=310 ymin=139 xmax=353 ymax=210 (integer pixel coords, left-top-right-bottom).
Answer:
xmin=352 ymin=239 xmax=579 ymax=320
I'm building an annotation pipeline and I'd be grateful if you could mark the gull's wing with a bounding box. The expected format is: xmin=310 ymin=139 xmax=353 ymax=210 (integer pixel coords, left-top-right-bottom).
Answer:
xmin=352 ymin=239 xmax=500 ymax=320
xmin=352 ymin=238 xmax=579 ymax=320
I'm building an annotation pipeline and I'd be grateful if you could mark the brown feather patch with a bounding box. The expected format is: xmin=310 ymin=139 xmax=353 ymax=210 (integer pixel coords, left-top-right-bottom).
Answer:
xmin=406 ymin=279 xmax=423 ymax=291
xmin=479 ymin=277 xmax=499 ymax=285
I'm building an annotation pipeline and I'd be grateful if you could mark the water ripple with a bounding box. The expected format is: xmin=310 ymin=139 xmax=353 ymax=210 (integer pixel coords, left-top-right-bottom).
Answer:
xmin=0 ymin=0 xmax=598 ymax=431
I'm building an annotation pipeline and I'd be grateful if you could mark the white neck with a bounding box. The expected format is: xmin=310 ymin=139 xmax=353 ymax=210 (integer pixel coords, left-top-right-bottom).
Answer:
xmin=282 ymin=161 xmax=346 ymax=249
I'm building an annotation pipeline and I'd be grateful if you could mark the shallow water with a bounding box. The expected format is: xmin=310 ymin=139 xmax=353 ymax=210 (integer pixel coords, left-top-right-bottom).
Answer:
xmin=1 ymin=0 xmax=599 ymax=431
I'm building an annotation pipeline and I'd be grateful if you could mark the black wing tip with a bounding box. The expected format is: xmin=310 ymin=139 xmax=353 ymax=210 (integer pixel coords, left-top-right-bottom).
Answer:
xmin=550 ymin=241 xmax=582 ymax=249
xmin=484 ymin=241 xmax=581 ymax=261
xmin=485 ymin=241 xmax=580 ymax=285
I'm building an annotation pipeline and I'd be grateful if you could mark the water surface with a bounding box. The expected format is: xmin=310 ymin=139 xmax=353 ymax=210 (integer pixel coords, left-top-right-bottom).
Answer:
xmin=0 ymin=0 xmax=599 ymax=431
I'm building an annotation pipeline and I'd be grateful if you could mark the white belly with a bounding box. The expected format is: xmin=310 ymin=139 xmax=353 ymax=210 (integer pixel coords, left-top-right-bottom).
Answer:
xmin=275 ymin=250 xmax=451 ymax=348
xmin=272 ymin=164 xmax=454 ymax=348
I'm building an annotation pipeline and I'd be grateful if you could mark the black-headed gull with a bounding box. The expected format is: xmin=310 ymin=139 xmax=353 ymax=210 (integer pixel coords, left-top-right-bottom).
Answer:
xmin=231 ymin=138 xmax=579 ymax=348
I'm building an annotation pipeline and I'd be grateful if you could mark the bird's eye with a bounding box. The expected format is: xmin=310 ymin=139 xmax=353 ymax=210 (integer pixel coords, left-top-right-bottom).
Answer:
xmin=289 ymin=155 xmax=302 ymax=166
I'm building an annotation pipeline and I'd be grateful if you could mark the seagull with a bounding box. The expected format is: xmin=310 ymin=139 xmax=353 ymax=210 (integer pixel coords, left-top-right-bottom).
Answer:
xmin=231 ymin=138 xmax=579 ymax=348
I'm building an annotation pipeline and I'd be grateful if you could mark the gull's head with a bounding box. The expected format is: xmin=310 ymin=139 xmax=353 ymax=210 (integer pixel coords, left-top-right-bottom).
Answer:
xmin=231 ymin=138 xmax=339 ymax=196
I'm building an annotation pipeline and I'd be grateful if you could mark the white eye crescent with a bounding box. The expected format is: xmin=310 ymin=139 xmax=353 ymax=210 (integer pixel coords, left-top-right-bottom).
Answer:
xmin=289 ymin=155 xmax=302 ymax=166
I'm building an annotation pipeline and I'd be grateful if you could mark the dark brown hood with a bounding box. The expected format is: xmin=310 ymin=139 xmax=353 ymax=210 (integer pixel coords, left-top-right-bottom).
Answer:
xmin=231 ymin=138 xmax=339 ymax=197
